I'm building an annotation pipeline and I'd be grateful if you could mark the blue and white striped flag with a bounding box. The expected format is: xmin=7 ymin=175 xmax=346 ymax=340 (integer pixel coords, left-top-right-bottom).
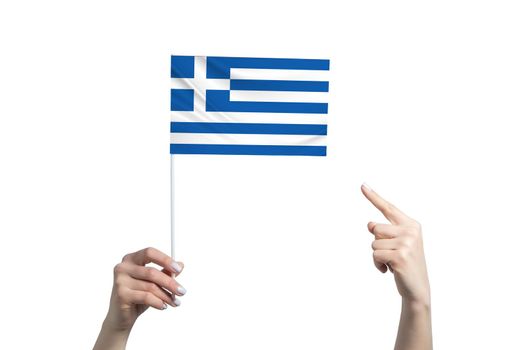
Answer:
xmin=170 ymin=56 xmax=329 ymax=156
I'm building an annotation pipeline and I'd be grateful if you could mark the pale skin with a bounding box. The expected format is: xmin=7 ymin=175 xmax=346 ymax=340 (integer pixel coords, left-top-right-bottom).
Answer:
xmin=94 ymin=184 xmax=431 ymax=349
xmin=362 ymin=183 xmax=432 ymax=350
xmin=93 ymin=247 xmax=186 ymax=350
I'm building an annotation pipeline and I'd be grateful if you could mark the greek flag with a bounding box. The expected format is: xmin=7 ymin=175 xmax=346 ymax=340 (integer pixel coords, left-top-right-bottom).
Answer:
xmin=170 ymin=56 xmax=329 ymax=156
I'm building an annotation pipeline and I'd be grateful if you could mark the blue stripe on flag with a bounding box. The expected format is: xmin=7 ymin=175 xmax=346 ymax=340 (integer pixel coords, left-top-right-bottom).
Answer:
xmin=230 ymin=79 xmax=329 ymax=92
xmin=206 ymin=90 xmax=328 ymax=114
xmin=170 ymin=144 xmax=327 ymax=156
xmin=170 ymin=122 xmax=327 ymax=135
xmin=207 ymin=57 xmax=330 ymax=79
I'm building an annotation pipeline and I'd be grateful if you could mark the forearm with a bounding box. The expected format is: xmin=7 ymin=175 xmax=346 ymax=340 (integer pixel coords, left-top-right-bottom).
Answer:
xmin=93 ymin=319 xmax=132 ymax=350
xmin=394 ymin=299 xmax=432 ymax=350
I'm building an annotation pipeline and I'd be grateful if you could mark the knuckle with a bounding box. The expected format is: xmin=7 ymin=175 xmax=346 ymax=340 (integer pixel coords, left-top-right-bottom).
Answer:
xmin=371 ymin=240 xmax=378 ymax=250
xmin=113 ymin=263 xmax=125 ymax=275
xmin=145 ymin=267 xmax=157 ymax=279
xmin=146 ymin=282 xmax=157 ymax=293
xmin=121 ymin=253 xmax=130 ymax=262
xmin=401 ymin=236 xmax=414 ymax=248
xmin=397 ymin=249 xmax=409 ymax=262
xmin=382 ymin=207 xmax=392 ymax=217
xmin=144 ymin=246 xmax=156 ymax=257
xmin=114 ymin=274 xmax=126 ymax=288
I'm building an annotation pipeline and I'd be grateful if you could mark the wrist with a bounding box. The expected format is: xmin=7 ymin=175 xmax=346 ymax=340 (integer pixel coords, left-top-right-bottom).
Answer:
xmin=102 ymin=317 xmax=133 ymax=336
xmin=95 ymin=324 xmax=130 ymax=350
xmin=402 ymin=297 xmax=431 ymax=313
xmin=401 ymin=284 xmax=431 ymax=310
xmin=94 ymin=320 xmax=132 ymax=350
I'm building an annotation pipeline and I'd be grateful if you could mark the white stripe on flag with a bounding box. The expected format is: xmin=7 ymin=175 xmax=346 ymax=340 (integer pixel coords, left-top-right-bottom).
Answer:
xmin=171 ymin=77 xmax=230 ymax=90
xmin=171 ymin=111 xmax=327 ymax=124
xmin=229 ymin=90 xmax=328 ymax=103
xmin=170 ymin=133 xmax=326 ymax=146
xmin=230 ymin=68 xmax=329 ymax=81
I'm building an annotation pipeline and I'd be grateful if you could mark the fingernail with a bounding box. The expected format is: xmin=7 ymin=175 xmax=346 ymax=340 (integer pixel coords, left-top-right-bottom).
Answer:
xmin=171 ymin=261 xmax=182 ymax=273
xmin=162 ymin=303 xmax=168 ymax=310
xmin=362 ymin=182 xmax=373 ymax=191
xmin=177 ymin=285 xmax=187 ymax=295
xmin=173 ymin=297 xmax=181 ymax=307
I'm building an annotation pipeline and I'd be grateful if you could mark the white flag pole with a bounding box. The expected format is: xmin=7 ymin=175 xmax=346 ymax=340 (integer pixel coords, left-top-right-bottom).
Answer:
xmin=170 ymin=154 xmax=176 ymax=260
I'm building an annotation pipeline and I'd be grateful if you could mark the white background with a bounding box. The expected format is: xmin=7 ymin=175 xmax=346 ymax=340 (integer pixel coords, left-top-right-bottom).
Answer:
xmin=1 ymin=1 xmax=524 ymax=349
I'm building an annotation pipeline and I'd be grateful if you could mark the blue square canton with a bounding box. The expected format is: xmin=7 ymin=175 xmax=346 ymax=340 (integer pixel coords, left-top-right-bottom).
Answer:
xmin=171 ymin=56 xmax=194 ymax=78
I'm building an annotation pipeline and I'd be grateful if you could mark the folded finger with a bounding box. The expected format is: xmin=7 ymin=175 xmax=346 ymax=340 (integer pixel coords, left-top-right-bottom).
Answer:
xmin=123 ymin=247 xmax=183 ymax=275
xmin=127 ymin=278 xmax=176 ymax=307
xmin=371 ymin=238 xmax=399 ymax=250
xmin=373 ymin=250 xmax=396 ymax=269
xmin=128 ymin=265 xmax=187 ymax=296
xmin=368 ymin=222 xmax=400 ymax=239
xmin=373 ymin=259 xmax=388 ymax=273
xmin=122 ymin=288 xmax=167 ymax=310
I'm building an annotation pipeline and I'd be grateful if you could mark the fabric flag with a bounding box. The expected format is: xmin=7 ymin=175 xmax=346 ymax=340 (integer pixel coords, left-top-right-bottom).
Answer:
xmin=170 ymin=56 xmax=330 ymax=156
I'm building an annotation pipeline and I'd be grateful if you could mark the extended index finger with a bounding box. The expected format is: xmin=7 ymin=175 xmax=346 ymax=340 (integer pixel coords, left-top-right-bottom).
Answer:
xmin=123 ymin=247 xmax=183 ymax=275
xmin=361 ymin=183 xmax=410 ymax=224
